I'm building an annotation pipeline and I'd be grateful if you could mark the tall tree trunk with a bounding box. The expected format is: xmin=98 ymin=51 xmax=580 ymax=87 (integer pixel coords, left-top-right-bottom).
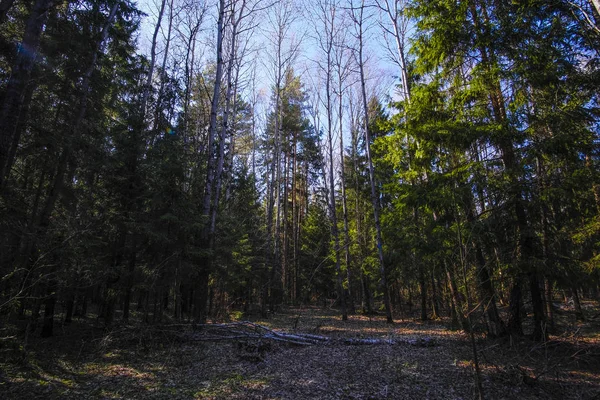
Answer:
xmin=353 ymin=0 xmax=392 ymax=323
xmin=197 ymin=0 xmax=226 ymax=323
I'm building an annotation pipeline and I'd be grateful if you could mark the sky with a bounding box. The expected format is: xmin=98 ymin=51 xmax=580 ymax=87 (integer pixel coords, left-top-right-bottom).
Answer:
xmin=133 ymin=0 xmax=405 ymax=176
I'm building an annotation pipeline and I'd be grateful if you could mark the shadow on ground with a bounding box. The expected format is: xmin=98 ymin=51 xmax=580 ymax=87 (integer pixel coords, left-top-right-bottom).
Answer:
xmin=1 ymin=306 xmax=600 ymax=399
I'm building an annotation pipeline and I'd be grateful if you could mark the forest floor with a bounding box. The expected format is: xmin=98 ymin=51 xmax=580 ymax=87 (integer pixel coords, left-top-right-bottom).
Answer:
xmin=1 ymin=303 xmax=600 ymax=399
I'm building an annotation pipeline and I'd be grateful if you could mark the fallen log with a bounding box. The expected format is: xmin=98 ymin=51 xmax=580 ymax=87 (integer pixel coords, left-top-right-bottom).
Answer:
xmin=183 ymin=321 xmax=437 ymax=347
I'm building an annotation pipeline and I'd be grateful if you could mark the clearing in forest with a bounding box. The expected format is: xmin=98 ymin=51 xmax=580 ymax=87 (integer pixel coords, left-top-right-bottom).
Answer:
xmin=1 ymin=306 xmax=600 ymax=399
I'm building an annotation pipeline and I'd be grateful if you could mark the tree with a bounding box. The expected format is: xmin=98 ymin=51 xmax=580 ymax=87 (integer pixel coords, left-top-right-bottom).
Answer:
xmin=348 ymin=0 xmax=393 ymax=323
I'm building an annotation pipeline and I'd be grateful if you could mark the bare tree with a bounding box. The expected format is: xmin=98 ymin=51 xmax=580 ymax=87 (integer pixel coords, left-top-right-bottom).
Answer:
xmin=347 ymin=0 xmax=392 ymax=323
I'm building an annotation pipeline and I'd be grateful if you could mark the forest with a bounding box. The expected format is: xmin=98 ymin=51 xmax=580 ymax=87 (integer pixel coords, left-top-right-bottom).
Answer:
xmin=1 ymin=0 xmax=600 ymax=398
